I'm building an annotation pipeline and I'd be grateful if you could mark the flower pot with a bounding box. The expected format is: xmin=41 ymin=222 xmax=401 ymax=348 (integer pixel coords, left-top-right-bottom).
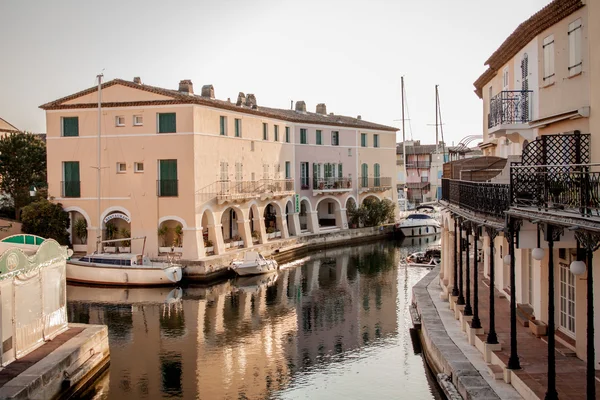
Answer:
xmin=275 ymin=232 xmax=281 ymax=238
xmin=205 ymin=246 xmax=214 ymax=255
xmin=173 ymin=247 xmax=183 ymax=253
xmin=529 ymin=320 xmax=547 ymax=337
xmin=224 ymin=242 xmax=231 ymax=249
xmin=267 ymin=233 xmax=275 ymax=239
xmin=73 ymin=244 xmax=87 ymax=252
xmin=104 ymin=246 xmax=117 ymax=253
xmin=159 ymin=246 xmax=172 ymax=253
xmin=119 ymin=247 xmax=131 ymax=253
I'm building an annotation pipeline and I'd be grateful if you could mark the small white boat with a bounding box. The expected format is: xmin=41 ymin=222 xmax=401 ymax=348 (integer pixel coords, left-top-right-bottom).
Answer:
xmin=231 ymin=251 xmax=278 ymax=276
xmin=405 ymin=247 xmax=441 ymax=267
xmin=395 ymin=211 xmax=441 ymax=238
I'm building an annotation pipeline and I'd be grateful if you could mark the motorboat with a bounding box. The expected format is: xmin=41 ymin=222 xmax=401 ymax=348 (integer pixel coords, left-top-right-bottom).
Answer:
xmin=394 ymin=212 xmax=441 ymax=237
xmin=67 ymin=237 xmax=183 ymax=286
xmin=405 ymin=247 xmax=441 ymax=267
xmin=230 ymin=251 xmax=278 ymax=276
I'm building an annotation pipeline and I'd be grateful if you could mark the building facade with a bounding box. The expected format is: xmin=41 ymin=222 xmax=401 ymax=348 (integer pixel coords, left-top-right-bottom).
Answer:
xmin=41 ymin=78 xmax=397 ymax=260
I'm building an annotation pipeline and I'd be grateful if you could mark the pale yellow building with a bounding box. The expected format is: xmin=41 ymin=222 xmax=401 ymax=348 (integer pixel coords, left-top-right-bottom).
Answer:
xmin=41 ymin=78 xmax=397 ymax=259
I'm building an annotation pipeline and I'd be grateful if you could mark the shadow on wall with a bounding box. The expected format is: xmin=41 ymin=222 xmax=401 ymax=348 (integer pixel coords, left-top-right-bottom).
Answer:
xmin=0 ymin=218 xmax=21 ymax=239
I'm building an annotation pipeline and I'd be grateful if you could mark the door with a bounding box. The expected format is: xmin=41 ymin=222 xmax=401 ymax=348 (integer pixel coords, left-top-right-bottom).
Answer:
xmin=159 ymin=160 xmax=178 ymax=196
xmin=63 ymin=161 xmax=80 ymax=197
xmin=361 ymin=164 xmax=368 ymax=188
xmin=520 ymin=53 xmax=529 ymax=122
xmin=559 ymin=259 xmax=576 ymax=337
xmin=374 ymin=163 xmax=381 ymax=187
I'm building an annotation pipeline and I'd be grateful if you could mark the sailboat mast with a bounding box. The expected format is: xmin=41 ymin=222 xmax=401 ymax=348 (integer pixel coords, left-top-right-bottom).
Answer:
xmin=401 ymin=76 xmax=407 ymax=212
xmin=96 ymin=74 xmax=103 ymax=253
xmin=435 ymin=84 xmax=439 ymax=151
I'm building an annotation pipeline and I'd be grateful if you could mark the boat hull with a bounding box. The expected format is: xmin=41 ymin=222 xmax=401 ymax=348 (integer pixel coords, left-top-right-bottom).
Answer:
xmin=66 ymin=262 xmax=182 ymax=286
xmin=398 ymin=224 xmax=440 ymax=237
xmin=233 ymin=262 xmax=277 ymax=276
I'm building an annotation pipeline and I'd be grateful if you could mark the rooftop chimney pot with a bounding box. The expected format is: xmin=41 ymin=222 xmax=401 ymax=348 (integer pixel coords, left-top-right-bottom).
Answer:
xmin=246 ymin=94 xmax=257 ymax=107
xmin=201 ymin=84 xmax=214 ymax=98
xmin=316 ymin=103 xmax=327 ymax=115
xmin=295 ymin=101 xmax=306 ymax=113
xmin=133 ymin=77 xmax=142 ymax=85
xmin=178 ymin=79 xmax=194 ymax=95
xmin=236 ymin=92 xmax=246 ymax=106
xmin=357 ymin=115 xmax=361 ymax=120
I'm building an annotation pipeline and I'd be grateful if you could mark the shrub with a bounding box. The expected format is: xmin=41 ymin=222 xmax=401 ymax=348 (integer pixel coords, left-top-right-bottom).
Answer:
xmin=73 ymin=218 xmax=88 ymax=244
xmin=21 ymin=199 xmax=70 ymax=245
xmin=157 ymin=225 xmax=169 ymax=246
xmin=348 ymin=198 xmax=396 ymax=227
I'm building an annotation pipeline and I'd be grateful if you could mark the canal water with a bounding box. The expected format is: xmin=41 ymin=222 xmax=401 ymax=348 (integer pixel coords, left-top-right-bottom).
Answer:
xmin=69 ymin=237 xmax=444 ymax=400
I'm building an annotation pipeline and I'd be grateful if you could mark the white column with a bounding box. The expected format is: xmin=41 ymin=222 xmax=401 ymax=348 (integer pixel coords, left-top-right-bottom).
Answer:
xmin=183 ymin=228 xmax=203 ymax=260
xmin=238 ymin=219 xmax=253 ymax=248
xmin=208 ymin=223 xmax=224 ymax=255
xmin=336 ymin=207 xmax=348 ymax=229
xmin=308 ymin=211 xmax=319 ymax=234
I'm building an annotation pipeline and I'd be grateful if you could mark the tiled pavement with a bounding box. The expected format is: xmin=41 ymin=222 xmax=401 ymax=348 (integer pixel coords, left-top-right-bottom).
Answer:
xmin=446 ymin=263 xmax=600 ymax=400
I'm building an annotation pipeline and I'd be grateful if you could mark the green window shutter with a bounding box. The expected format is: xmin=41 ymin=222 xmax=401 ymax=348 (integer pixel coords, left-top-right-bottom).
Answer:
xmin=338 ymin=163 xmax=343 ymax=178
xmin=220 ymin=116 xmax=226 ymax=135
xmin=361 ymin=164 xmax=368 ymax=187
xmin=301 ymin=129 xmax=307 ymax=144
xmin=313 ymin=163 xmax=317 ymax=188
xmin=235 ymin=119 xmax=241 ymax=137
xmin=374 ymin=163 xmax=380 ymax=186
xmin=274 ymin=125 xmax=279 ymax=141
xmin=159 ymin=160 xmax=178 ymax=196
xmin=316 ymin=130 xmax=322 ymax=145
xmin=361 ymin=133 xmax=366 ymax=147
xmin=158 ymin=113 xmax=176 ymax=133
xmin=63 ymin=161 xmax=80 ymax=197
xmin=63 ymin=117 xmax=79 ymax=137
xmin=374 ymin=134 xmax=379 ymax=147
xmin=285 ymin=127 xmax=290 ymax=142
xmin=285 ymin=161 xmax=291 ymax=179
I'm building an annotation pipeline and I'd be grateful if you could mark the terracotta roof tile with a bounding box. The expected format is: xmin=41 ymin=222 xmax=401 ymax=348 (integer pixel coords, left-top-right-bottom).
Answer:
xmin=473 ymin=0 xmax=584 ymax=98
xmin=40 ymin=79 xmax=398 ymax=132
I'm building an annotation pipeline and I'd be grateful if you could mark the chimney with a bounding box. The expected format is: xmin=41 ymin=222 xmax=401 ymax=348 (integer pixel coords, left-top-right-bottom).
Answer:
xmin=201 ymin=84 xmax=214 ymax=98
xmin=178 ymin=79 xmax=194 ymax=94
xmin=245 ymin=94 xmax=257 ymax=107
xmin=236 ymin=92 xmax=246 ymax=106
xmin=133 ymin=77 xmax=142 ymax=85
xmin=357 ymin=115 xmax=362 ymax=120
xmin=316 ymin=103 xmax=327 ymax=114
xmin=295 ymin=101 xmax=306 ymax=113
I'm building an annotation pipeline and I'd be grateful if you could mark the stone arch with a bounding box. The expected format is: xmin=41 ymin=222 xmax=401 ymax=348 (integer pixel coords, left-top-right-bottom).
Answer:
xmin=284 ymin=199 xmax=297 ymax=237
xmin=63 ymin=206 xmax=91 ymax=227
xmin=158 ymin=217 xmax=187 ymax=251
xmin=64 ymin=207 xmax=91 ymax=247
xmin=264 ymin=201 xmax=284 ymax=239
xmin=315 ymin=196 xmax=343 ymax=229
xmin=199 ymin=208 xmax=218 ymax=253
xmin=100 ymin=207 xmax=132 ymax=246
xmin=100 ymin=206 xmax=132 ymax=224
xmin=248 ymin=202 xmax=261 ymax=240
xmin=220 ymin=205 xmax=244 ymax=243
xmin=299 ymin=197 xmax=312 ymax=232
xmin=158 ymin=215 xmax=189 ymax=230
xmin=362 ymin=194 xmax=381 ymax=204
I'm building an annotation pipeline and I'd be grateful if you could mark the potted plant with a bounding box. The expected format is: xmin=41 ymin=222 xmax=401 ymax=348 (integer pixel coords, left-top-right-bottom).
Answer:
xmin=104 ymin=222 xmax=118 ymax=253
xmin=274 ymin=229 xmax=281 ymax=238
xmin=266 ymin=226 xmax=275 ymax=239
xmin=204 ymin=239 xmax=214 ymax=255
xmin=158 ymin=225 xmax=171 ymax=253
xmin=224 ymin=238 xmax=232 ymax=249
xmin=73 ymin=218 xmax=88 ymax=252
xmin=119 ymin=227 xmax=131 ymax=253
xmin=529 ymin=319 xmax=547 ymax=337
xmin=232 ymin=235 xmax=243 ymax=247
xmin=172 ymin=224 xmax=183 ymax=253
xmin=252 ymin=230 xmax=260 ymax=243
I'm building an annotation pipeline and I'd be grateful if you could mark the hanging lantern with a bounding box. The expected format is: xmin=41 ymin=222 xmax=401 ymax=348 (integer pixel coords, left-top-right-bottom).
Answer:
xmin=503 ymin=254 xmax=511 ymax=265
xmin=532 ymin=248 xmax=545 ymax=261
xmin=569 ymin=260 xmax=586 ymax=276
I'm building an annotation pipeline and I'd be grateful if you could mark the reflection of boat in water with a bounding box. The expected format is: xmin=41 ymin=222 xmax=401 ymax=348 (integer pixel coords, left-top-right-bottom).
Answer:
xmin=234 ymin=272 xmax=278 ymax=293
xmin=67 ymin=284 xmax=183 ymax=304
xmin=231 ymin=252 xmax=278 ymax=276
xmin=405 ymin=247 xmax=441 ymax=267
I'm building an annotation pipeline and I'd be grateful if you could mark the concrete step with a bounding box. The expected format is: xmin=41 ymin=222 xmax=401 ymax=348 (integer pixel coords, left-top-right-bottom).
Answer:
xmin=487 ymin=364 xmax=503 ymax=380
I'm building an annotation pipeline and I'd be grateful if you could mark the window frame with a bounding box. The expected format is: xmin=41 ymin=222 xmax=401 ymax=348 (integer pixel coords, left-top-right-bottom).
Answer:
xmin=133 ymin=115 xmax=143 ymax=126
xmin=134 ymin=162 xmax=144 ymax=173
xmin=263 ymin=122 xmax=268 ymax=140
xmin=157 ymin=112 xmax=176 ymax=134
xmin=300 ymin=128 xmax=307 ymax=144
xmin=234 ymin=118 xmax=242 ymax=137
xmin=220 ymin=116 xmax=227 ymax=136
xmin=116 ymin=162 xmax=127 ymax=173
xmin=61 ymin=116 xmax=79 ymax=137
xmin=285 ymin=127 xmax=291 ymax=143
xmin=316 ymin=130 xmax=322 ymax=145
xmin=115 ymin=116 xmax=125 ymax=127
xmin=361 ymin=133 xmax=367 ymax=147
xmin=331 ymin=131 xmax=339 ymax=146
xmin=274 ymin=125 xmax=279 ymax=142
xmin=373 ymin=134 xmax=379 ymax=148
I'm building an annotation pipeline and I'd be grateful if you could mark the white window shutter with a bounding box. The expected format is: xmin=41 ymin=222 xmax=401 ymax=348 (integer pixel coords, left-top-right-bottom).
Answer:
xmin=569 ymin=19 xmax=582 ymax=76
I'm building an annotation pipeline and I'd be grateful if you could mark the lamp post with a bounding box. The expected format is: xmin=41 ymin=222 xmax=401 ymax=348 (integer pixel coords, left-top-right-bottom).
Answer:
xmin=506 ymin=217 xmax=521 ymax=370
xmin=452 ymin=217 xmax=459 ymax=297
xmin=458 ymin=219 xmax=465 ymax=305
xmin=472 ymin=229 xmax=482 ymax=329
xmin=485 ymin=226 xmax=498 ymax=344
xmin=464 ymin=222 xmax=472 ymax=316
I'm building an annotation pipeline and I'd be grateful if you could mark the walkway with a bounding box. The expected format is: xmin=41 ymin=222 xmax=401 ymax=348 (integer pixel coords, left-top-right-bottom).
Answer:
xmin=444 ymin=264 xmax=600 ymax=399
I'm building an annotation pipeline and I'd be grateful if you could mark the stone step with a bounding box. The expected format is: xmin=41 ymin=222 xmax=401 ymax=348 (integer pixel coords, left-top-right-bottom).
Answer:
xmin=487 ymin=364 xmax=503 ymax=380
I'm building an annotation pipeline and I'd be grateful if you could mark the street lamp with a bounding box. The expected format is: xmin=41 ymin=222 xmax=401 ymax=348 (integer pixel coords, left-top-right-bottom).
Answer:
xmin=503 ymin=254 xmax=511 ymax=265
xmin=569 ymin=260 xmax=586 ymax=276
xmin=29 ymin=185 xmax=36 ymax=197
xmin=532 ymin=247 xmax=545 ymax=261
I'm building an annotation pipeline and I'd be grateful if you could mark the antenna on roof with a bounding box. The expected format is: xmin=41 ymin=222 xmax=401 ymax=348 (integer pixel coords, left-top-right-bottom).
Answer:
xmin=290 ymin=100 xmax=293 ymax=110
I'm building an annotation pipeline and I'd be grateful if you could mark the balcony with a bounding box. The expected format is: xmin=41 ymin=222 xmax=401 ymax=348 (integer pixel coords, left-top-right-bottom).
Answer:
xmin=61 ymin=180 xmax=80 ymax=198
xmin=441 ymin=178 xmax=509 ymax=219
xmin=359 ymin=177 xmax=392 ymax=193
xmin=488 ymin=90 xmax=533 ymax=136
xmin=406 ymin=161 xmax=431 ymax=169
xmin=313 ymin=177 xmax=352 ymax=195
xmin=157 ymin=179 xmax=178 ymax=197
xmin=215 ymin=180 xmax=261 ymax=204
xmin=260 ymin=179 xmax=295 ymax=200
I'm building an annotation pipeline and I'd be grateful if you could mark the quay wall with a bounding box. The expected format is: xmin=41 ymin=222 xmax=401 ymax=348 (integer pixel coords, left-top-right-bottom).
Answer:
xmin=412 ymin=267 xmax=500 ymax=400
xmin=180 ymin=224 xmax=397 ymax=282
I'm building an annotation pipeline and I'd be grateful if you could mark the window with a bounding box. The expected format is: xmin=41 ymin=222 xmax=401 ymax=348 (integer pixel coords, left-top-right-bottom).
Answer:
xmin=331 ymin=131 xmax=339 ymax=146
xmin=338 ymin=163 xmax=343 ymax=178
xmin=157 ymin=113 xmax=176 ymax=133
xmin=502 ymin=67 xmax=509 ymax=90
xmin=133 ymin=115 xmax=143 ymax=126
xmin=285 ymin=161 xmax=291 ymax=179
xmin=374 ymin=134 xmax=379 ymax=148
xmin=543 ymin=35 xmax=555 ymax=83
xmin=300 ymin=162 xmax=309 ymax=189
xmin=285 ymin=127 xmax=290 ymax=143
xmin=250 ymin=141 xmax=255 ymax=151
xmin=62 ymin=117 xmax=79 ymax=137
xmin=220 ymin=161 xmax=229 ymax=181
xmin=316 ymin=130 xmax=322 ymax=145
xmin=374 ymin=163 xmax=380 ymax=186
xmin=263 ymin=164 xmax=269 ymax=180
xmin=263 ymin=123 xmax=268 ymax=140
xmin=134 ymin=162 xmax=144 ymax=173
xmin=361 ymin=133 xmax=367 ymax=147
xmin=220 ymin=116 xmax=227 ymax=136
xmin=559 ymin=261 xmax=576 ymax=336
xmin=348 ymin=148 xmax=352 ymax=156
xmin=274 ymin=125 xmax=279 ymax=142
xmin=361 ymin=163 xmax=368 ymax=187
xmin=62 ymin=161 xmax=80 ymax=197
xmin=274 ymin=163 xmax=281 ymax=179
xmin=158 ymin=160 xmax=178 ymax=196
xmin=568 ymin=18 xmax=582 ymax=76
xmin=300 ymin=129 xmax=307 ymax=144
xmin=117 ymin=162 xmax=126 ymax=173
xmin=234 ymin=119 xmax=242 ymax=137
xmin=115 ymin=116 xmax=125 ymax=127
xmin=235 ymin=162 xmax=243 ymax=181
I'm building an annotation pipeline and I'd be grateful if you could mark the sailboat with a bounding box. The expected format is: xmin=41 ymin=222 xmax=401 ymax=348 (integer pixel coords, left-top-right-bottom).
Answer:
xmin=66 ymin=74 xmax=183 ymax=286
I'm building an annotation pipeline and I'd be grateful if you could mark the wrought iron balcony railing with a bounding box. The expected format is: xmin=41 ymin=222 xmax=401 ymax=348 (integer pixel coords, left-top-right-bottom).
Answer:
xmin=313 ymin=177 xmax=352 ymax=190
xmin=216 ymin=180 xmax=262 ymax=202
xmin=260 ymin=179 xmax=294 ymax=196
xmin=406 ymin=161 xmax=431 ymax=169
xmin=157 ymin=179 xmax=178 ymax=197
xmin=359 ymin=177 xmax=392 ymax=190
xmin=61 ymin=180 xmax=80 ymax=198
xmin=441 ymin=178 xmax=509 ymax=219
xmin=488 ymin=90 xmax=533 ymax=129
xmin=511 ymin=164 xmax=600 ymax=218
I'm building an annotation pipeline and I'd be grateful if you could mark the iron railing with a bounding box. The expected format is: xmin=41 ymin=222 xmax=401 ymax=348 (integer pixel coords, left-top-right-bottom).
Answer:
xmin=441 ymin=178 xmax=509 ymax=219
xmin=61 ymin=180 xmax=80 ymax=198
xmin=359 ymin=177 xmax=392 ymax=190
xmin=488 ymin=90 xmax=533 ymax=129
xmin=406 ymin=161 xmax=431 ymax=169
xmin=511 ymin=164 xmax=600 ymax=217
xmin=300 ymin=176 xmax=310 ymax=190
xmin=157 ymin=180 xmax=178 ymax=197
xmin=313 ymin=177 xmax=352 ymax=190
xmin=261 ymin=179 xmax=294 ymax=195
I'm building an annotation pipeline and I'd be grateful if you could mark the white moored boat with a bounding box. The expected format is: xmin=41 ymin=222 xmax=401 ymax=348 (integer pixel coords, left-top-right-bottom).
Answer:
xmin=395 ymin=206 xmax=441 ymax=238
xmin=230 ymin=252 xmax=278 ymax=276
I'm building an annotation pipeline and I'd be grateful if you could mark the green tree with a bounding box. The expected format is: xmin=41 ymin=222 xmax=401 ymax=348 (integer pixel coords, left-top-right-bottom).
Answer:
xmin=349 ymin=198 xmax=396 ymax=227
xmin=0 ymin=133 xmax=47 ymax=219
xmin=20 ymin=199 xmax=70 ymax=245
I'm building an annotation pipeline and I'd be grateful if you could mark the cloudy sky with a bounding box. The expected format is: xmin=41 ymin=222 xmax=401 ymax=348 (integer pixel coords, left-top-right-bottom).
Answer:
xmin=1 ymin=0 xmax=549 ymax=145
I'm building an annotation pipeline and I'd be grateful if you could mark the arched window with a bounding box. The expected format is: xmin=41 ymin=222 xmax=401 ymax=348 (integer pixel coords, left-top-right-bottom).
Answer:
xmin=374 ymin=163 xmax=381 ymax=187
xmin=361 ymin=164 xmax=368 ymax=188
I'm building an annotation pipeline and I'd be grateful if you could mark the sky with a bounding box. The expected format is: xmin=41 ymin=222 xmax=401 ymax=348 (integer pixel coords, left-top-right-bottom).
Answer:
xmin=0 ymin=0 xmax=551 ymax=146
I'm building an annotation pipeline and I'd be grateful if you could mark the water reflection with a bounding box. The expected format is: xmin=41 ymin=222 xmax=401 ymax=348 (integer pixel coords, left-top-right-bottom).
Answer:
xmin=71 ymin=240 xmax=442 ymax=400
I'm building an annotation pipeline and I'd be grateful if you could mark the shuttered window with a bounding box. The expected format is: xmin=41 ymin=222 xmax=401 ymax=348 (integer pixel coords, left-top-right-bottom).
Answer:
xmin=220 ymin=116 xmax=227 ymax=135
xmin=300 ymin=129 xmax=307 ymax=144
xmin=235 ymin=162 xmax=243 ymax=181
xmin=374 ymin=163 xmax=381 ymax=186
xmin=316 ymin=130 xmax=322 ymax=145
xmin=274 ymin=125 xmax=279 ymax=142
xmin=338 ymin=163 xmax=343 ymax=178
xmin=235 ymin=119 xmax=241 ymax=137
xmin=285 ymin=127 xmax=290 ymax=143
xmin=263 ymin=123 xmax=268 ymax=140
xmin=62 ymin=117 xmax=79 ymax=137
xmin=158 ymin=113 xmax=176 ymax=133
xmin=300 ymin=162 xmax=309 ymax=188
xmin=374 ymin=134 xmax=379 ymax=148
xmin=568 ymin=19 xmax=582 ymax=76
xmin=285 ymin=161 xmax=291 ymax=179
xmin=543 ymin=35 xmax=555 ymax=83
xmin=62 ymin=161 xmax=80 ymax=197
xmin=361 ymin=133 xmax=367 ymax=147
xmin=158 ymin=160 xmax=178 ymax=196
xmin=331 ymin=131 xmax=339 ymax=146
xmin=361 ymin=163 xmax=368 ymax=187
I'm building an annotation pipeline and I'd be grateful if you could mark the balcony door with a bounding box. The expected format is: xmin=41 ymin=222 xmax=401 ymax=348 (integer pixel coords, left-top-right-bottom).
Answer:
xmin=158 ymin=160 xmax=178 ymax=197
xmin=63 ymin=161 xmax=80 ymax=197
xmin=520 ymin=53 xmax=529 ymax=122
xmin=361 ymin=164 xmax=368 ymax=187
xmin=374 ymin=163 xmax=380 ymax=187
